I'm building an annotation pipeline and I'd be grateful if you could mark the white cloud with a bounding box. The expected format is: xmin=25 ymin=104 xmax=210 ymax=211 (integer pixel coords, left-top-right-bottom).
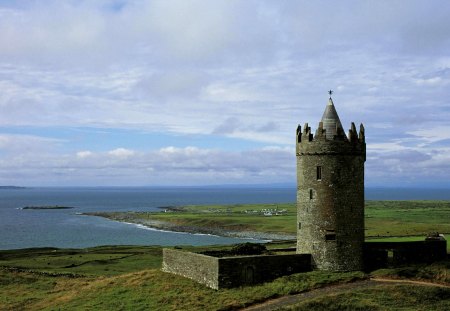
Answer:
xmin=407 ymin=126 xmax=450 ymax=144
xmin=108 ymin=148 xmax=135 ymax=158
xmin=0 ymin=134 xmax=63 ymax=154
xmin=0 ymin=1 xmax=450 ymax=186
xmin=368 ymin=142 xmax=408 ymax=153
xmin=0 ymin=144 xmax=295 ymax=186
xmin=415 ymin=77 xmax=443 ymax=86
xmin=76 ymin=151 xmax=93 ymax=159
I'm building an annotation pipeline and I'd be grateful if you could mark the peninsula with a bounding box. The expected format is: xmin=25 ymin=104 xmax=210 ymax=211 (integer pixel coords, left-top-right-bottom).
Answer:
xmin=83 ymin=200 xmax=450 ymax=242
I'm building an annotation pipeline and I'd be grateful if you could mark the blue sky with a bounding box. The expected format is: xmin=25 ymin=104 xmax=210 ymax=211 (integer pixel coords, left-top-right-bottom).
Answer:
xmin=1 ymin=0 xmax=450 ymax=187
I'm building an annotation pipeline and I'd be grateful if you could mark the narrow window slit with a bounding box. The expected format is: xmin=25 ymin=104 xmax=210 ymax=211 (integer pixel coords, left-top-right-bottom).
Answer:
xmin=317 ymin=166 xmax=322 ymax=180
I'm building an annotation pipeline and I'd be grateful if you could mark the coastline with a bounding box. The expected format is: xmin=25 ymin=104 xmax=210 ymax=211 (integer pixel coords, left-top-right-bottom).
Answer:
xmin=83 ymin=212 xmax=295 ymax=241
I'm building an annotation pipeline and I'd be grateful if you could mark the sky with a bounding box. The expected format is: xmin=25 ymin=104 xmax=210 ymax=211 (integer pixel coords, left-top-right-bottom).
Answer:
xmin=0 ymin=0 xmax=449 ymax=187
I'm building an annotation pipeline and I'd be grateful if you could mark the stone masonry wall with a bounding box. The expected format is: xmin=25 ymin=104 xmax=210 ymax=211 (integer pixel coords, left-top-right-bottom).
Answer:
xmin=218 ymin=254 xmax=311 ymax=288
xmin=364 ymin=240 xmax=448 ymax=270
xmin=162 ymin=248 xmax=219 ymax=289
xmin=162 ymin=249 xmax=312 ymax=289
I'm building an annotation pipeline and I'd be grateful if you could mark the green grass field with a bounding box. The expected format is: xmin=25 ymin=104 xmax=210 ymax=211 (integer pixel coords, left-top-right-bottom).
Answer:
xmin=1 ymin=244 xmax=449 ymax=310
xmin=91 ymin=200 xmax=450 ymax=244
xmin=1 ymin=200 xmax=450 ymax=310
xmin=0 ymin=245 xmax=367 ymax=310
xmin=365 ymin=201 xmax=450 ymax=238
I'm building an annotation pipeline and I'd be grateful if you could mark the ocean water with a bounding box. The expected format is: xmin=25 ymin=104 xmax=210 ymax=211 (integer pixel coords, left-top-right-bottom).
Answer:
xmin=0 ymin=187 xmax=293 ymax=250
xmin=1 ymin=187 xmax=449 ymax=250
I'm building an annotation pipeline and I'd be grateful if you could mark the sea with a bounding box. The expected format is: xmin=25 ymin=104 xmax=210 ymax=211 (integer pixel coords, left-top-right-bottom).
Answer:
xmin=1 ymin=187 xmax=449 ymax=250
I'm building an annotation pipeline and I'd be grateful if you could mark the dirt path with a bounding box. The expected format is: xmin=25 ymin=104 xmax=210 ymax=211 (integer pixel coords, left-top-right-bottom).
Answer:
xmin=239 ymin=278 xmax=450 ymax=311
xmin=369 ymin=277 xmax=450 ymax=288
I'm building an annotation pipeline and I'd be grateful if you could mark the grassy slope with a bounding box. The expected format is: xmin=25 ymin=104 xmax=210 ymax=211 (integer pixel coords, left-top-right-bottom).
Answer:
xmin=0 ymin=245 xmax=366 ymax=311
xmin=0 ymin=246 xmax=162 ymax=277
xmin=281 ymin=285 xmax=450 ymax=311
xmin=0 ymin=245 xmax=449 ymax=310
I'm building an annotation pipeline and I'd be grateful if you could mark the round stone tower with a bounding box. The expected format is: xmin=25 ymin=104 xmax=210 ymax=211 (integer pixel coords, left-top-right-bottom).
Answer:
xmin=296 ymin=95 xmax=366 ymax=271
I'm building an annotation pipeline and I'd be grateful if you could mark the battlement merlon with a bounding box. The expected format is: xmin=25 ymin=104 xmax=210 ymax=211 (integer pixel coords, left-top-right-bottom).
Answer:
xmin=296 ymin=124 xmax=301 ymax=143
xmin=359 ymin=123 xmax=365 ymax=143
xmin=296 ymin=123 xmax=313 ymax=142
xmin=349 ymin=122 xmax=365 ymax=143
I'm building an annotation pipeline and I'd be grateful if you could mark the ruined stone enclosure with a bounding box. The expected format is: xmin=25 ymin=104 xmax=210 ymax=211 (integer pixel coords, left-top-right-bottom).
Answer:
xmin=162 ymin=248 xmax=311 ymax=289
xmin=296 ymin=97 xmax=366 ymax=271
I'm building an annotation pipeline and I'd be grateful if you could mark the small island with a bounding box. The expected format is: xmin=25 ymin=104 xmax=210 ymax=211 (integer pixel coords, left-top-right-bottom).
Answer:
xmin=22 ymin=206 xmax=75 ymax=210
xmin=0 ymin=186 xmax=26 ymax=190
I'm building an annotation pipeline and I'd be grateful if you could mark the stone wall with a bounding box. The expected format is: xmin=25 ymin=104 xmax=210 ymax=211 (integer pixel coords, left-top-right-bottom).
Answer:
xmin=163 ymin=240 xmax=447 ymax=289
xmin=218 ymin=253 xmax=311 ymax=288
xmin=162 ymin=248 xmax=219 ymax=289
xmin=364 ymin=240 xmax=448 ymax=270
xmin=162 ymin=248 xmax=311 ymax=289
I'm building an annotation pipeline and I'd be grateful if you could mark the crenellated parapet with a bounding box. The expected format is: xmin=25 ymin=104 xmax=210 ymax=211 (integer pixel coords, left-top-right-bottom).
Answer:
xmin=296 ymin=122 xmax=366 ymax=160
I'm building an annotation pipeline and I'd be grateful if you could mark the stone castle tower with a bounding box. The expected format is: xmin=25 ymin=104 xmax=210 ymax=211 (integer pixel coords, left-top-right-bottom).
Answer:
xmin=296 ymin=94 xmax=366 ymax=271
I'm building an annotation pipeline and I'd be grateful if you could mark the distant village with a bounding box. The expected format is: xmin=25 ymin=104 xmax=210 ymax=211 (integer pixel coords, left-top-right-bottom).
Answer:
xmin=163 ymin=206 xmax=288 ymax=216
